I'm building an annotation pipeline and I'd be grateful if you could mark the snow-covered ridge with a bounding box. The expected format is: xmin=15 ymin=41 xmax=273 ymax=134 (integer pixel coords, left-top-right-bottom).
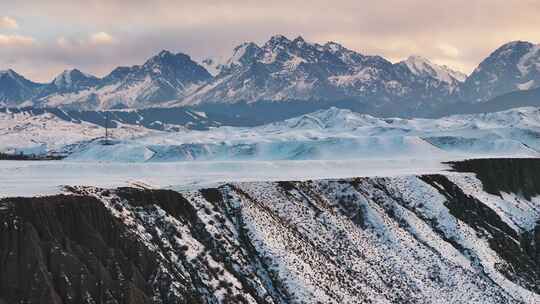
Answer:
xmin=0 ymin=69 xmax=16 ymax=77
xmin=401 ymin=55 xmax=466 ymax=83
xmin=2 ymin=158 xmax=539 ymax=303
xmin=268 ymin=106 xmax=540 ymax=131
xmin=2 ymin=105 xmax=540 ymax=161
xmin=52 ymin=69 xmax=98 ymax=89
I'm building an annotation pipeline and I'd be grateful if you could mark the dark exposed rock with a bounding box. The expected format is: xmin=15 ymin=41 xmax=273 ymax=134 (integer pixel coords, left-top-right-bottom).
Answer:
xmin=0 ymin=194 xmax=198 ymax=304
xmin=447 ymin=158 xmax=540 ymax=199
xmin=199 ymin=188 xmax=224 ymax=205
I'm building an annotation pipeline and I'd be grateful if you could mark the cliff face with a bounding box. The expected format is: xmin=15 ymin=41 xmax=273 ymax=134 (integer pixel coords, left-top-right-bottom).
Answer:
xmin=0 ymin=194 xmax=201 ymax=304
xmin=448 ymin=158 xmax=540 ymax=200
xmin=1 ymin=159 xmax=539 ymax=303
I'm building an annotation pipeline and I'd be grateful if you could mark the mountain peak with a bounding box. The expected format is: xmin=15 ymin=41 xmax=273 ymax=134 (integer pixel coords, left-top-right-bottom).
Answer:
xmin=0 ymin=69 xmax=41 ymax=106
xmin=144 ymin=50 xmax=197 ymax=67
xmin=402 ymin=55 xmax=435 ymax=72
xmin=55 ymin=68 xmax=94 ymax=78
xmin=463 ymin=40 xmax=540 ymax=102
xmin=268 ymin=34 xmax=290 ymax=42
xmin=484 ymin=41 xmax=536 ymax=63
xmin=225 ymin=42 xmax=261 ymax=68
xmin=157 ymin=49 xmax=174 ymax=57
xmin=324 ymin=41 xmax=347 ymax=53
xmin=264 ymin=35 xmax=291 ymax=48
xmin=147 ymin=50 xmax=186 ymax=64
xmin=405 ymin=55 xmax=430 ymax=63
xmin=51 ymin=68 xmax=98 ymax=90
xmin=142 ymin=49 xmax=210 ymax=77
xmin=0 ymin=69 xmax=18 ymax=78
xmin=402 ymin=55 xmax=466 ymax=83
xmin=496 ymin=40 xmax=534 ymax=51
xmin=0 ymin=69 xmax=38 ymax=85
xmin=141 ymin=50 xmax=204 ymax=76
xmin=233 ymin=41 xmax=260 ymax=53
xmin=292 ymin=36 xmax=306 ymax=45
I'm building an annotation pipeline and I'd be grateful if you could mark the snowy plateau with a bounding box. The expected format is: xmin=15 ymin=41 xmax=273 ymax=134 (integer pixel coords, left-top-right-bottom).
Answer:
xmin=1 ymin=106 xmax=540 ymax=197
xmin=0 ymin=159 xmax=539 ymax=303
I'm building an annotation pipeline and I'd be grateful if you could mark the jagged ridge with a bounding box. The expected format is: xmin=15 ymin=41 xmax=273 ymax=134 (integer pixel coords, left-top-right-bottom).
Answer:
xmin=1 ymin=37 xmax=539 ymax=116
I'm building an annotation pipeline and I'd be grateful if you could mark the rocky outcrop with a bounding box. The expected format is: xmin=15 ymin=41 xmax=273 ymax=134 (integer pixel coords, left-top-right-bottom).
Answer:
xmin=1 ymin=159 xmax=539 ymax=303
xmin=448 ymin=158 xmax=540 ymax=199
xmin=0 ymin=194 xmax=201 ymax=303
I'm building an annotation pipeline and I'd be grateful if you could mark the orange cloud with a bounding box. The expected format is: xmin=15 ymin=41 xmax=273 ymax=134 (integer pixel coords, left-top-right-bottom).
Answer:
xmin=0 ymin=16 xmax=18 ymax=29
xmin=0 ymin=34 xmax=35 ymax=47
xmin=90 ymin=32 xmax=114 ymax=45
xmin=2 ymin=0 xmax=540 ymax=79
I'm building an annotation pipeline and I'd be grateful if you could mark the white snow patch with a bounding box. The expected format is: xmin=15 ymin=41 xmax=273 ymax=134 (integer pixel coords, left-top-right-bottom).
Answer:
xmin=517 ymin=79 xmax=535 ymax=90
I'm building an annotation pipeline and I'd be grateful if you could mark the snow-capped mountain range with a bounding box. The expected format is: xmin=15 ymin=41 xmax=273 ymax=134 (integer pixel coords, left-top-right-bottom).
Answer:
xmin=0 ymin=36 xmax=539 ymax=116
xmin=2 ymin=51 xmax=212 ymax=110
xmin=182 ymin=36 xmax=467 ymax=113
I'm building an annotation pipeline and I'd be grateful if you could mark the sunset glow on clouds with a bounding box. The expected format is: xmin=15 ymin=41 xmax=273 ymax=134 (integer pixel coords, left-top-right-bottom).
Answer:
xmin=89 ymin=32 xmax=115 ymax=45
xmin=57 ymin=32 xmax=115 ymax=49
xmin=0 ymin=16 xmax=18 ymax=29
xmin=0 ymin=34 xmax=35 ymax=47
xmin=0 ymin=0 xmax=539 ymax=82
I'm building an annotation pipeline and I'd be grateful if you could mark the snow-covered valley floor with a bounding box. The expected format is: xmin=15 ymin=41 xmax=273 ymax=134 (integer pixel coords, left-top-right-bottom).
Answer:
xmin=2 ymin=107 xmax=540 ymax=162
xmin=0 ymin=158 xmax=452 ymax=197
xmin=2 ymin=106 xmax=540 ymax=197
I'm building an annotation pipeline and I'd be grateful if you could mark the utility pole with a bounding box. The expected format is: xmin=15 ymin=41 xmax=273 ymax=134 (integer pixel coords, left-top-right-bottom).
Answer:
xmin=104 ymin=111 xmax=110 ymax=145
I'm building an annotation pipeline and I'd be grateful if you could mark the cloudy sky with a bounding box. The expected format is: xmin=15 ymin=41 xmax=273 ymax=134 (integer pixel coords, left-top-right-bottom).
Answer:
xmin=1 ymin=0 xmax=539 ymax=82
